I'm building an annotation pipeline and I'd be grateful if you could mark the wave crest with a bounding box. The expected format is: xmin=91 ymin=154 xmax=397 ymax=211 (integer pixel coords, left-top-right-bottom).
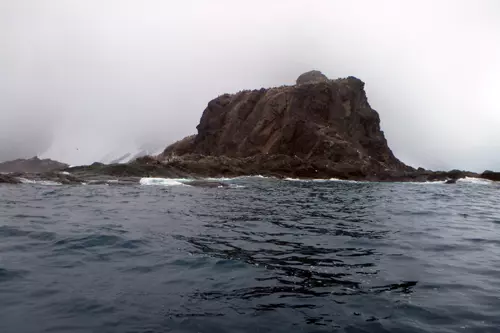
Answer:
xmin=139 ymin=178 xmax=186 ymax=186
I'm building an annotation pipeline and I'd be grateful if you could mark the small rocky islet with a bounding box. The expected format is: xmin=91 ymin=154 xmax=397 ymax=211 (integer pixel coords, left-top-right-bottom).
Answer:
xmin=1 ymin=71 xmax=499 ymax=186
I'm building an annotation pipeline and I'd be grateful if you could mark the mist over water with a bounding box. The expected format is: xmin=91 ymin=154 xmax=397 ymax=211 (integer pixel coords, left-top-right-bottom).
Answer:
xmin=1 ymin=0 xmax=499 ymax=169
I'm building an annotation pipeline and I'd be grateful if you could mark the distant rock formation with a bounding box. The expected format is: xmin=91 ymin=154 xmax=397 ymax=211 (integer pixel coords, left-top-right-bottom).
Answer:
xmin=162 ymin=71 xmax=411 ymax=179
xmin=0 ymin=156 xmax=68 ymax=173
xmin=480 ymin=170 xmax=500 ymax=181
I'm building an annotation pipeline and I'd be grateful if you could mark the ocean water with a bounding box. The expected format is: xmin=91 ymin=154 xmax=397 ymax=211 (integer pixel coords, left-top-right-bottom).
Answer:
xmin=1 ymin=177 xmax=500 ymax=333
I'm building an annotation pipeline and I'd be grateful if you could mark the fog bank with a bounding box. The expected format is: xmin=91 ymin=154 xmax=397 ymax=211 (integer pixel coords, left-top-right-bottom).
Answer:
xmin=1 ymin=0 xmax=499 ymax=170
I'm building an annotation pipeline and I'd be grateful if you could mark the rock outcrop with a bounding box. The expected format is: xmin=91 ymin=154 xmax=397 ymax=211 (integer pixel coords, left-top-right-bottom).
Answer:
xmin=480 ymin=170 xmax=500 ymax=182
xmin=0 ymin=156 xmax=68 ymax=173
xmin=162 ymin=71 xmax=412 ymax=179
xmin=0 ymin=174 xmax=21 ymax=184
xmin=296 ymin=70 xmax=330 ymax=85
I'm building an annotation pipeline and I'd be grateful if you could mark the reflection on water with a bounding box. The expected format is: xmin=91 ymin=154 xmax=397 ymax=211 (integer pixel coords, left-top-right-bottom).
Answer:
xmin=172 ymin=181 xmax=418 ymax=328
xmin=0 ymin=179 xmax=499 ymax=332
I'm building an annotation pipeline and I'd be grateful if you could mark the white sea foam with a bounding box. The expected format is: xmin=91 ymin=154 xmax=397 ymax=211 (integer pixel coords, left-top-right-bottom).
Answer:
xmin=174 ymin=178 xmax=200 ymax=183
xmin=284 ymin=177 xmax=307 ymax=182
xmin=284 ymin=177 xmax=453 ymax=185
xmin=329 ymin=178 xmax=364 ymax=183
xmin=228 ymin=184 xmax=246 ymax=188
xmin=286 ymin=177 xmax=331 ymax=182
xmin=137 ymin=175 xmax=491 ymax=186
xmin=18 ymin=178 xmax=63 ymax=186
xmin=284 ymin=177 xmax=362 ymax=183
xmin=204 ymin=175 xmax=272 ymax=181
xmin=139 ymin=177 xmax=250 ymax=188
xmin=40 ymin=181 xmax=63 ymax=186
xmin=404 ymin=180 xmax=445 ymax=185
xmin=139 ymin=177 xmax=186 ymax=186
xmin=204 ymin=177 xmax=234 ymax=181
xmin=457 ymin=177 xmax=492 ymax=185
xmin=59 ymin=171 xmax=71 ymax=175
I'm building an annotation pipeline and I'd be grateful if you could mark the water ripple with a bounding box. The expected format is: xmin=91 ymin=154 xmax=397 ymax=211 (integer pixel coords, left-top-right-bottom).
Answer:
xmin=0 ymin=180 xmax=499 ymax=332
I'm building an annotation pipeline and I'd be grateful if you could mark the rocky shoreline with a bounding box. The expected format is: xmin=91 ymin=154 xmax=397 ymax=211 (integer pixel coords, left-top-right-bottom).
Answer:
xmin=2 ymin=71 xmax=499 ymax=186
xmin=1 ymin=155 xmax=499 ymax=186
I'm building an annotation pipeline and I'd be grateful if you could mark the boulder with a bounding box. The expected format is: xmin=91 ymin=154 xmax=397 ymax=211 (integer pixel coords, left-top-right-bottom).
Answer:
xmin=480 ymin=170 xmax=500 ymax=181
xmin=0 ymin=174 xmax=20 ymax=184
xmin=296 ymin=70 xmax=330 ymax=85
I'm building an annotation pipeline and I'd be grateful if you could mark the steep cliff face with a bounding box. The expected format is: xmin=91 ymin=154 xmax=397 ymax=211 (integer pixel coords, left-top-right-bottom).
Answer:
xmin=163 ymin=72 xmax=410 ymax=177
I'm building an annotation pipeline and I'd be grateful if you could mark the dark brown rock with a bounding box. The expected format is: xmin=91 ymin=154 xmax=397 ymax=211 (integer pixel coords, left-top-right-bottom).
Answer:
xmin=163 ymin=71 xmax=411 ymax=179
xmin=480 ymin=170 xmax=500 ymax=181
xmin=296 ymin=70 xmax=329 ymax=85
xmin=0 ymin=174 xmax=20 ymax=184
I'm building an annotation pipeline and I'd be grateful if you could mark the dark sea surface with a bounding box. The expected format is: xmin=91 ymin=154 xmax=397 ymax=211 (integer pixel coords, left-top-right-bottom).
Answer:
xmin=1 ymin=177 xmax=500 ymax=333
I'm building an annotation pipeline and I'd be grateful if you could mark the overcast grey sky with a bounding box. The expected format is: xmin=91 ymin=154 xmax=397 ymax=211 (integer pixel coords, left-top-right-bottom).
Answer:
xmin=1 ymin=0 xmax=499 ymax=170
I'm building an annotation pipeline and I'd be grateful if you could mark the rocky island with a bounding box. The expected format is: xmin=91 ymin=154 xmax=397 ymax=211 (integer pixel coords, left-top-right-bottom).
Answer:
xmin=1 ymin=71 xmax=499 ymax=185
xmin=160 ymin=71 xmax=411 ymax=180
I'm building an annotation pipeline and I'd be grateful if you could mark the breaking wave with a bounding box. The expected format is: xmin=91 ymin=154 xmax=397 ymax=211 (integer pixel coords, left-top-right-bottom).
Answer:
xmin=205 ymin=175 xmax=272 ymax=181
xmin=18 ymin=178 xmax=62 ymax=186
xmin=457 ymin=177 xmax=492 ymax=185
xmin=284 ymin=177 xmax=362 ymax=183
xmin=139 ymin=178 xmax=187 ymax=186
